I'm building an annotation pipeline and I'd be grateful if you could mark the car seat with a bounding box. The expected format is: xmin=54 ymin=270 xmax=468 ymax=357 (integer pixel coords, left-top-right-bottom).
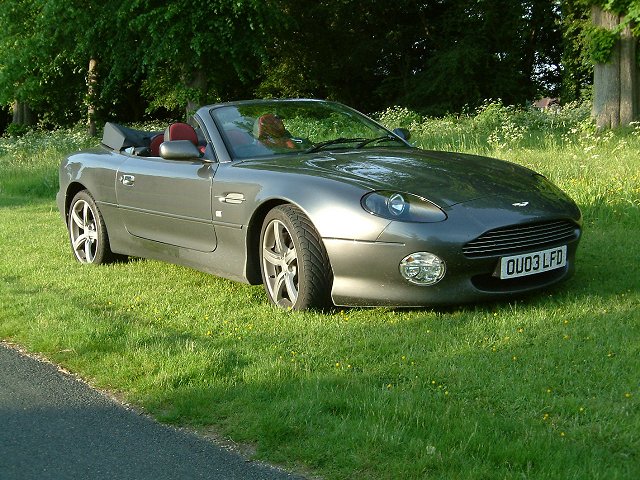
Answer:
xmin=149 ymin=133 xmax=164 ymax=156
xmin=164 ymin=123 xmax=198 ymax=145
xmin=164 ymin=122 xmax=207 ymax=154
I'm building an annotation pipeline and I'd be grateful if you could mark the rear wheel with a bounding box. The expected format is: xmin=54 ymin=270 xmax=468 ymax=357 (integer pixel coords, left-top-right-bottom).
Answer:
xmin=68 ymin=190 xmax=123 ymax=264
xmin=259 ymin=205 xmax=332 ymax=310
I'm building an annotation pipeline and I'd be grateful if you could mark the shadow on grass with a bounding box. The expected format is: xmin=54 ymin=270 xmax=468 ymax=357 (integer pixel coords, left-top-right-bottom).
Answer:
xmin=2 ymin=192 xmax=639 ymax=478
xmin=0 ymin=194 xmax=56 ymax=209
xmin=4 ymin=255 xmax=638 ymax=477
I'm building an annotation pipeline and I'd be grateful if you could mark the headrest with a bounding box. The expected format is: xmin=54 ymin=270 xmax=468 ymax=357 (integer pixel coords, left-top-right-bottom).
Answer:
xmin=164 ymin=123 xmax=198 ymax=145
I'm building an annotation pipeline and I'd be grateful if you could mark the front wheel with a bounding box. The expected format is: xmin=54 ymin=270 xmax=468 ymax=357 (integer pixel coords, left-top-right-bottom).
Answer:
xmin=259 ymin=205 xmax=333 ymax=310
xmin=68 ymin=190 xmax=122 ymax=264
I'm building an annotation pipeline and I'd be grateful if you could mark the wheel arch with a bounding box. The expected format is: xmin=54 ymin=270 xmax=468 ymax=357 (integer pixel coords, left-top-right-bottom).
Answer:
xmin=64 ymin=182 xmax=88 ymax=220
xmin=244 ymin=198 xmax=292 ymax=284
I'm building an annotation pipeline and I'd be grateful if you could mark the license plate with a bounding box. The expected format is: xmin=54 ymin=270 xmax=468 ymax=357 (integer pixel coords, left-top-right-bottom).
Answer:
xmin=500 ymin=245 xmax=567 ymax=279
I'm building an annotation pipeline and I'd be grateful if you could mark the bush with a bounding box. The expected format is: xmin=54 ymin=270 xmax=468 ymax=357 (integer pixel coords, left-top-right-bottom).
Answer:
xmin=376 ymin=100 xmax=593 ymax=152
xmin=4 ymin=123 xmax=31 ymax=138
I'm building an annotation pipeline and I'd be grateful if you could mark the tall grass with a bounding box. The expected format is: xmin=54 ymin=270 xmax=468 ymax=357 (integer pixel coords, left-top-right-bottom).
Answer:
xmin=0 ymin=126 xmax=98 ymax=198
xmin=377 ymin=100 xmax=593 ymax=152
xmin=1 ymin=103 xmax=639 ymax=479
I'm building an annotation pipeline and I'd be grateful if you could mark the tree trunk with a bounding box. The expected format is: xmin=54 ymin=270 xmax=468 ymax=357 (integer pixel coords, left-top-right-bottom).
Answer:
xmin=619 ymin=21 xmax=637 ymax=126
xmin=637 ymin=53 xmax=640 ymax=119
xmin=185 ymin=70 xmax=207 ymax=122
xmin=0 ymin=105 xmax=9 ymax=134
xmin=591 ymin=6 xmax=639 ymax=129
xmin=87 ymin=58 xmax=98 ymax=137
xmin=591 ymin=6 xmax=621 ymax=130
xmin=11 ymin=100 xmax=34 ymax=126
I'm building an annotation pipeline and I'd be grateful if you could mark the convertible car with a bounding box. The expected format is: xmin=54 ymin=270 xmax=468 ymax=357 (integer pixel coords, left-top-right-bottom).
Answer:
xmin=57 ymin=99 xmax=582 ymax=309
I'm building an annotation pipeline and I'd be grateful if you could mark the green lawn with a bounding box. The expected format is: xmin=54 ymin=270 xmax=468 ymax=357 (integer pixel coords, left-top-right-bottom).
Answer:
xmin=1 ymin=111 xmax=639 ymax=479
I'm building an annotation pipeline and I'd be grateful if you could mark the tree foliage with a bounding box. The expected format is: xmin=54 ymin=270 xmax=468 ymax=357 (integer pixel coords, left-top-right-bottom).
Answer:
xmin=581 ymin=0 xmax=640 ymax=61
xmin=258 ymin=0 xmax=564 ymax=115
xmin=559 ymin=0 xmax=594 ymax=102
xmin=0 ymin=0 xmax=277 ymax=126
xmin=129 ymin=0 xmax=278 ymax=113
xmin=0 ymin=0 xmax=139 ymax=125
xmin=0 ymin=0 xmax=635 ymax=131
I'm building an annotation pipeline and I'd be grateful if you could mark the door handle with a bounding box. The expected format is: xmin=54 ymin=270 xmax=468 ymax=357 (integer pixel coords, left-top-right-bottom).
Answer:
xmin=120 ymin=174 xmax=135 ymax=186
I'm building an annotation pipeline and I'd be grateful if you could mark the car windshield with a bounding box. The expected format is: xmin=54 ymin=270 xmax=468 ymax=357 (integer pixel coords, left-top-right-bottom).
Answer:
xmin=210 ymin=100 xmax=406 ymax=160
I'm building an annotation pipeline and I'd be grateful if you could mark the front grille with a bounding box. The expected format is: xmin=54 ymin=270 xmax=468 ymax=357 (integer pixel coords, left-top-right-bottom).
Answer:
xmin=463 ymin=220 xmax=579 ymax=258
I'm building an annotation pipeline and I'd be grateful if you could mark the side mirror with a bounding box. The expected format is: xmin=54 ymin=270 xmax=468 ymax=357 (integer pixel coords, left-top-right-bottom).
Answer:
xmin=159 ymin=140 xmax=201 ymax=160
xmin=392 ymin=128 xmax=411 ymax=141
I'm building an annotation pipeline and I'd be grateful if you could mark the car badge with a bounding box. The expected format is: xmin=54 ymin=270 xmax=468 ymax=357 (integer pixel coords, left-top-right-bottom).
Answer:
xmin=512 ymin=201 xmax=529 ymax=207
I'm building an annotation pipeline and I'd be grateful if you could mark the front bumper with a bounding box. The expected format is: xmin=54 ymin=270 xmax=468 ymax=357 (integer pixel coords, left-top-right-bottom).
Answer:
xmin=325 ymin=237 xmax=579 ymax=307
xmin=324 ymin=198 xmax=582 ymax=307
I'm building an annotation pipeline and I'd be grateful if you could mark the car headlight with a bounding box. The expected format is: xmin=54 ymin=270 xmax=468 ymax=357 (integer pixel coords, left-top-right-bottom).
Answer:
xmin=361 ymin=191 xmax=446 ymax=222
xmin=399 ymin=252 xmax=446 ymax=285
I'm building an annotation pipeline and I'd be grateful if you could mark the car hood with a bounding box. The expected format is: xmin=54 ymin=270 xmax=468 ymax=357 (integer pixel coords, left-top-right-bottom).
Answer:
xmin=236 ymin=148 xmax=562 ymax=208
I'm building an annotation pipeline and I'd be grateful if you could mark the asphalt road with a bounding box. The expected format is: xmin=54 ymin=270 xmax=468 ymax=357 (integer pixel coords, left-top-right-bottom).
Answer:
xmin=0 ymin=343 xmax=305 ymax=480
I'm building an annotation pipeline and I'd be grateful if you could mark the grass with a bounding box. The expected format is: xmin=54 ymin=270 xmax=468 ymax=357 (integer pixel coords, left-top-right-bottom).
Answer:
xmin=1 ymin=106 xmax=639 ymax=479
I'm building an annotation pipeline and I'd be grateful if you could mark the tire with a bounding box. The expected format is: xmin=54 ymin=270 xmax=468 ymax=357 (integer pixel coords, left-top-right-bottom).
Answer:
xmin=68 ymin=190 xmax=123 ymax=264
xmin=259 ymin=205 xmax=333 ymax=310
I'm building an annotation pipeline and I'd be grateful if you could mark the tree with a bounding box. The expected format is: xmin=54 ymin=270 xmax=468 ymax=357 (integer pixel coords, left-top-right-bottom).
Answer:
xmin=0 ymin=1 xmax=280 ymax=129
xmin=400 ymin=0 xmax=564 ymax=114
xmin=586 ymin=0 xmax=640 ymax=128
xmin=559 ymin=0 xmax=594 ymax=102
xmin=256 ymin=1 xmax=424 ymax=110
xmin=0 ymin=0 xmax=45 ymax=128
xmin=126 ymin=0 xmax=278 ymax=117
xmin=0 ymin=0 xmax=141 ymax=131
xmin=0 ymin=105 xmax=9 ymax=135
xmin=0 ymin=0 xmax=592 ymax=125
xmin=258 ymin=0 xmax=564 ymax=114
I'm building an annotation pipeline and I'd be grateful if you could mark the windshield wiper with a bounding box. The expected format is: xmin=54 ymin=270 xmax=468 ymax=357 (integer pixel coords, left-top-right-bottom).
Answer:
xmin=355 ymin=135 xmax=404 ymax=148
xmin=306 ymin=137 xmax=369 ymax=153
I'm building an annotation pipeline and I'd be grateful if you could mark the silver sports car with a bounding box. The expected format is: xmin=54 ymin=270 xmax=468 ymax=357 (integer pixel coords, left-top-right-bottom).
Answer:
xmin=57 ymin=99 xmax=582 ymax=309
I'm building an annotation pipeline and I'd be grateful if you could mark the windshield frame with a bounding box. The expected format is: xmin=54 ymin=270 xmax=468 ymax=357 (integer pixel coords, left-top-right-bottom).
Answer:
xmin=208 ymin=99 xmax=408 ymax=161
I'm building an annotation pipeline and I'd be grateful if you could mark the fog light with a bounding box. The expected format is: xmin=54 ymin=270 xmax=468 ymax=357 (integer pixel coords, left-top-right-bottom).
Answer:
xmin=399 ymin=252 xmax=445 ymax=286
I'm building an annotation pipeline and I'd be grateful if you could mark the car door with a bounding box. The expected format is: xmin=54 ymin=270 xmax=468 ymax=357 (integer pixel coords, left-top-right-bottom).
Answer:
xmin=115 ymin=156 xmax=218 ymax=252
